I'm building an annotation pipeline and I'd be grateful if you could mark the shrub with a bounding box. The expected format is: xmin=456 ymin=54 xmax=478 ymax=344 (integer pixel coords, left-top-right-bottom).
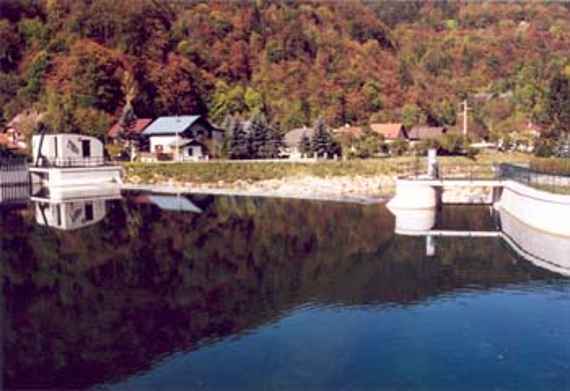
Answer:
xmin=533 ymin=138 xmax=556 ymax=157
xmin=438 ymin=133 xmax=467 ymax=155
xmin=412 ymin=139 xmax=440 ymax=156
xmin=388 ymin=139 xmax=409 ymax=156
xmin=464 ymin=147 xmax=480 ymax=159
xmin=530 ymin=158 xmax=570 ymax=175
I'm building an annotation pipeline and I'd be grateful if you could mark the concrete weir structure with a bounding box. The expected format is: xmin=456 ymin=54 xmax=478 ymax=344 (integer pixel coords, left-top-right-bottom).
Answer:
xmin=387 ymin=150 xmax=570 ymax=239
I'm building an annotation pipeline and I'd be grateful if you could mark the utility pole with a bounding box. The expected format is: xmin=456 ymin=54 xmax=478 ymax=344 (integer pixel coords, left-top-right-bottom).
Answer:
xmin=463 ymin=99 xmax=469 ymax=137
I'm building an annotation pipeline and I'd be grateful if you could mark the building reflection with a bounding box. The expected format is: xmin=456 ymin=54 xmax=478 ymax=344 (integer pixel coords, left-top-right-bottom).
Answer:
xmin=389 ymin=205 xmax=570 ymax=277
xmin=31 ymin=185 xmax=122 ymax=231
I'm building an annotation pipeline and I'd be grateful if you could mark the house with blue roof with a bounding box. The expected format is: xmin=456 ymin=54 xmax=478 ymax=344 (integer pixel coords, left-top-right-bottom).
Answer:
xmin=142 ymin=115 xmax=223 ymax=160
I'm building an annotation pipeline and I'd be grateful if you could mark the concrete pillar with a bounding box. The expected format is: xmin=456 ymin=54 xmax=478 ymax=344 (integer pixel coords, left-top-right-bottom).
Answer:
xmin=387 ymin=179 xmax=438 ymax=209
xmin=426 ymin=236 xmax=436 ymax=257
xmin=427 ymin=149 xmax=439 ymax=179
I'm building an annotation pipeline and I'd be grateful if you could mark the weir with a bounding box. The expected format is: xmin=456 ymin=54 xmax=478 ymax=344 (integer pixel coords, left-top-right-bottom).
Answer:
xmin=387 ymin=150 xmax=570 ymax=239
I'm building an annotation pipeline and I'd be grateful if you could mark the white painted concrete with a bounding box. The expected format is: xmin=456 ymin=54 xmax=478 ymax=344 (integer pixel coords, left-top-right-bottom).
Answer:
xmin=32 ymin=134 xmax=104 ymax=166
xmin=30 ymin=166 xmax=123 ymax=187
xmin=387 ymin=179 xmax=439 ymax=209
xmin=496 ymin=180 xmax=570 ymax=237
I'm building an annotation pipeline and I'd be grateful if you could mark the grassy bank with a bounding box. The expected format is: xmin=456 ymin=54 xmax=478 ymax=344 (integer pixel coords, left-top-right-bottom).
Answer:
xmin=124 ymin=152 xmax=530 ymax=185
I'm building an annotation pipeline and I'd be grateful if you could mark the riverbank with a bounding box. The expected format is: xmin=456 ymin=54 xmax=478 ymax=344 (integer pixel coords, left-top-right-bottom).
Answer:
xmin=122 ymin=152 xmax=529 ymax=203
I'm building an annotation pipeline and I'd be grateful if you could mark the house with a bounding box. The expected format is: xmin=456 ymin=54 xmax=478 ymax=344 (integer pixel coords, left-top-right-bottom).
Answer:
xmin=283 ymin=126 xmax=315 ymax=159
xmin=333 ymin=124 xmax=364 ymax=140
xmin=407 ymin=126 xmax=447 ymax=141
xmin=107 ymin=118 xmax=153 ymax=141
xmin=369 ymin=123 xmax=407 ymax=141
xmin=2 ymin=110 xmax=45 ymax=151
xmin=142 ymin=115 xmax=223 ymax=161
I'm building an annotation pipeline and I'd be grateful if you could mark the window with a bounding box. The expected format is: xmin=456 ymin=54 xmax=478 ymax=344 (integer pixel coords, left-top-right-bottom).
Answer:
xmin=82 ymin=140 xmax=91 ymax=158
xmin=188 ymin=147 xmax=193 ymax=156
xmin=85 ymin=203 xmax=94 ymax=221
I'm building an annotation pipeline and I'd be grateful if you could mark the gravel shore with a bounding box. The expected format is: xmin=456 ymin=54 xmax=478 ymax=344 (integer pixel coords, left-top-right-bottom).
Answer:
xmin=123 ymin=175 xmax=495 ymax=205
xmin=123 ymin=175 xmax=396 ymax=204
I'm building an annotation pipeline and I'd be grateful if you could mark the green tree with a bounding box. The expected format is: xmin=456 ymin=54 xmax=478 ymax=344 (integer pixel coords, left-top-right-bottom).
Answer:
xmin=298 ymin=132 xmax=312 ymax=156
xmin=228 ymin=120 xmax=249 ymax=159
xmin=117 ymin=102 xmax=139 ymax=160
xmin=545 ymin=73 xmax=570 ymax=135
xmin=248 ymin=112 xmax=270 ymax=159
xmin=402 ymin=103 xmax=426 ymax=128
xmin=311 ymin=118 xmax=340 ymax=158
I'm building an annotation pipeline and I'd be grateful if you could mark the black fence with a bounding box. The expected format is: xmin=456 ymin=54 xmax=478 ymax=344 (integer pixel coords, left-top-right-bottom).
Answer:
xmin=34 ymin=156 xmax=111 ymax=168
xmin=0 ymin=157 xmax=29 ymax=186
xmin=497 ymin=163 xmax=570 ymax=194
xmin=402 ymin=157 xmax=497 ymax=180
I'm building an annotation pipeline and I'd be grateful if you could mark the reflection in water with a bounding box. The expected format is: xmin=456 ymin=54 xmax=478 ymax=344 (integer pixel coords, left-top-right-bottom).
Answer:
xmin=499 ymin=208 xmax=570 ymax=276
xmin=389 ymin=205 xmax=570 ymax=277
xmin=30 ymin=185 xmax=122 ymax=231
xmin=1 ymin=193 xmax=569 ymax=389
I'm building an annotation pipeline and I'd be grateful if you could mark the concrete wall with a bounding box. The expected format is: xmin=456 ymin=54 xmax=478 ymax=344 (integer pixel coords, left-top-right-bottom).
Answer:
xmin=496 ymin=180 xmax=570 ymax=237
xmin=499 ymin=208 xmax=570 ymax=276
xmin=30 ymin=166 xmax=123 ymax=187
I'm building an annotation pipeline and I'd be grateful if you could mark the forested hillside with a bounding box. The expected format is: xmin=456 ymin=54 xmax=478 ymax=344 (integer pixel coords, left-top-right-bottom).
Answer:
xmin=1 ymin=0 xmax=570 ymax=139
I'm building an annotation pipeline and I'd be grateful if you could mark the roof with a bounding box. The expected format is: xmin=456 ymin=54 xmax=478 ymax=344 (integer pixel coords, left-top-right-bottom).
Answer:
xmin=108 ymin=118 xmax=153 ymax=138
xmin=284 ymin=127 xmax=314 ymax=148
xmin=0 ymin=133 xmax=20 ymax=150
xmin=408 ymin=126 xmax=447 ymax=140
xmin=6 ymin=110 xmax=45 ymax=131
xmin=147 ymin=195 xmax=202 ymax=213
xmin=143 ymin=116 xmax=201 ymax=136
xmin=370 ymin=123 xmax=406 ymax=139
xmin=333 ymin=125 xmax=363 ymax=138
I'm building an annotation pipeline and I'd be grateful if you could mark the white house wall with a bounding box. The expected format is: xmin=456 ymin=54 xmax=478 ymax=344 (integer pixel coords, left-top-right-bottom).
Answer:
xmin=32 ymin=134 xmax=104 ymax=166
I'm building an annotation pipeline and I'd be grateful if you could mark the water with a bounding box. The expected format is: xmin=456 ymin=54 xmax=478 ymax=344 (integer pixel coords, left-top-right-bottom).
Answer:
xmin=1 ymin=192 xmax=569 ymax=390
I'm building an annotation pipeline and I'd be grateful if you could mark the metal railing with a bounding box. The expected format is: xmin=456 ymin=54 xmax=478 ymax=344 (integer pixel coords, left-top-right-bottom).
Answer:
xmin=401 ymin=157 xmax=497 ymax=181
xmin=497 ymin=163 xmax=570 ymax=194
xmin=34 ymin=156 xmax=113 ymax=168
xmin=0 ymin=157 xmax=29 ymax=186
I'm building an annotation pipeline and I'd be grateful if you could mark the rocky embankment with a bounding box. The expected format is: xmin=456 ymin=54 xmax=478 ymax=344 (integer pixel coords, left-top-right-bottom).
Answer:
xmin=125 ymin=175 xmax=396 ymax=203
xmin=124 ymin=175 xmax=496 ymax=204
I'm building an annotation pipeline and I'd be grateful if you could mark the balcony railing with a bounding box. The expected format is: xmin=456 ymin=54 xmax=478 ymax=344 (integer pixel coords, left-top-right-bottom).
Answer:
xmin=35 ymin=156 xmax=115 ymax=168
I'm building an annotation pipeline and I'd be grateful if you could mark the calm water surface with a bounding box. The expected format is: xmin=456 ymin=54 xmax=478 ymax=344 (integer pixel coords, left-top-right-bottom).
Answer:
xmin=1 ymin=192 xmax=569 ymax=390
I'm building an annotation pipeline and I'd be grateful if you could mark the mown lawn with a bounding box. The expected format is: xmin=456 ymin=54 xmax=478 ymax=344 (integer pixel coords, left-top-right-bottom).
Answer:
xmin=123 ymin=151 xmax=530 ymax=184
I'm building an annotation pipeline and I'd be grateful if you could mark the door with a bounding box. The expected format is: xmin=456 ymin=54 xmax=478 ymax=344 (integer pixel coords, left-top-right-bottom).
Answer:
xmin=82 ymin=140 xmax=91 ymax=158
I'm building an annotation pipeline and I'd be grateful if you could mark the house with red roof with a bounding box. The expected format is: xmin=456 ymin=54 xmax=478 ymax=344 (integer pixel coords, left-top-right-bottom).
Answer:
xmin=107 ymin=118 xmax=153 ymax=141
xmin=369 ymin=123 xmax=408 ymax=141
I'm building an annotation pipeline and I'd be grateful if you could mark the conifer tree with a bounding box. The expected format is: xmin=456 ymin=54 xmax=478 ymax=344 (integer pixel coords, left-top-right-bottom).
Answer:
xmin=311 ymin=117 xmax=340 ymax=158
xmin=248 ymin=112 xmax=271 ymax=158
xmin=266 ymin=124 xmax=284 ymax=158
xmin=228 ymin=120 xmax=249 ymax=159
xmin=118 ymin=102 xmax=139 ymax=161
xmin=298 ymin=132 xmax=312 ymax=156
